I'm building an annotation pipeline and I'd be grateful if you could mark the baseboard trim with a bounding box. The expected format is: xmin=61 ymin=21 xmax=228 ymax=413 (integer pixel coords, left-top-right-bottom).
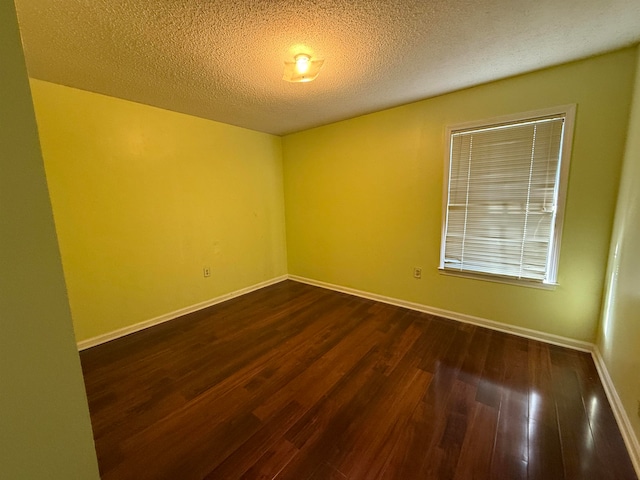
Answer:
xmin=76 ymin=275 xmax=289 ymax=351
xmin=287 ymin=275 xmax=593 ymax=352
xmin=592 ymin=346 xmax=640 ymax=477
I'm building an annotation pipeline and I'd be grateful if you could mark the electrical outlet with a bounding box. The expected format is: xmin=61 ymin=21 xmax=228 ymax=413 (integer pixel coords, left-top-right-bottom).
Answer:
xmin=203 ymin=266 xmax=211 ymax=278
xmin=413 ymin=267 xmax=422 ymax=279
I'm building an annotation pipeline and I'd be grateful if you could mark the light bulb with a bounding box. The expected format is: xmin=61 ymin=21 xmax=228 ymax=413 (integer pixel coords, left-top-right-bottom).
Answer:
xmin=294 ymin=54 xmax=311 ymax=75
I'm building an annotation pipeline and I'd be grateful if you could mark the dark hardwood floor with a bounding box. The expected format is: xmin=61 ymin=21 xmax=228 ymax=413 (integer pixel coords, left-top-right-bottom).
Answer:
xmin=80 ymin=280 xmax=637 ymax=479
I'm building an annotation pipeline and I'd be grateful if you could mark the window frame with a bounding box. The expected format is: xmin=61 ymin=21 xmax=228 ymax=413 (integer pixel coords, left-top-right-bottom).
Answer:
xmin=439 ymin=104 xmax=576 ymax=288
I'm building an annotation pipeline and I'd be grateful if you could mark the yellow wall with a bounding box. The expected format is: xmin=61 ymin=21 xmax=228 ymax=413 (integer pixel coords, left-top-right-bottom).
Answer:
xmin=283 ymin=48 xmax=637 ymax=343
xmin=599 ymin=46 xmax=640 ymax=448
xmin=0 ymin=2 xmax=99 ymax=477
xmin=30 ymin=80 xmax=288 ymax=342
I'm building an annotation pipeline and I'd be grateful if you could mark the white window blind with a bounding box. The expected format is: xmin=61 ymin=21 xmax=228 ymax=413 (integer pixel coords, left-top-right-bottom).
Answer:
xmin=441 ymin=111 xmax=571 ymax=285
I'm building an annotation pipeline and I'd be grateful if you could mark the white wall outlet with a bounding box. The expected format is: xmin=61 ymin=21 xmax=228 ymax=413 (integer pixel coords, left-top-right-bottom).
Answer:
xmin=413 ymin=267 xmax=422 ymax=279
xmin=203 ymin=266 xmax=211 ymax=278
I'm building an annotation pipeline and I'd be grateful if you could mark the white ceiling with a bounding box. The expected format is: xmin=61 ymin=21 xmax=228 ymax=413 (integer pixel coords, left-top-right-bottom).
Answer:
xmin=14 ymin=0 xmax=640 ymax=136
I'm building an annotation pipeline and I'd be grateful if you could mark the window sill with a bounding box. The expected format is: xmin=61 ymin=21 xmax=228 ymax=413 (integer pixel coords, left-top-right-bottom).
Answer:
xmin=438 ymin=268 xmax=558 ymax=290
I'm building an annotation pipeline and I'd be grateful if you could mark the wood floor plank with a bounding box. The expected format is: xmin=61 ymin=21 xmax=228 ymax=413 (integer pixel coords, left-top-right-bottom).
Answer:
xmin=490 ymin=335 xmax=530 ymax=478
xmin=453 ymin=402 xmax=499 ymax=480
xmin=338 ymin=368 xmax=433 ymax=478
xmin=475 ymin=331 xmax=507 ymax=409
xmin=457 ymin=325 xmax=492 ymax=387
xmin=550 ymin=346 xmax=607 ymax=480
xmin=278 ymin=319 xmax=432 ymax=478
xmin=203 ymin=400 xmax=305 ymax=479
xmin=429 ymin=380 xmax=476 ymax=479
xmin=570 ymin=350 xmax=638 ymax=479
xmin=79 ymin=280 xmax=638 ymax=479
xmin=239 ymin=439 xmax=299 ymax=480
xmin=252 ymin=302 xmax=384 ymax=421
xmin=527 ymin=340 xmax=564 ymax=480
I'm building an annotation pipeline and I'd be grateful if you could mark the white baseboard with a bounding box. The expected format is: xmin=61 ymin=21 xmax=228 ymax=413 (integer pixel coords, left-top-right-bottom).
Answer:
xmin=76 ymin=275 xmax=288 ymax=350
xmin=288 ymin=275 xmax=593 ymax=352
xmin=592 ymin=347 xmax=640 ymax=477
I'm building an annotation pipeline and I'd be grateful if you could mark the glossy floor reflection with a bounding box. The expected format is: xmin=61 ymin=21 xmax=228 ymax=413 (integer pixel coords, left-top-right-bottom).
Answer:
xmin=80 ymin=280 xmax=638 ymax=479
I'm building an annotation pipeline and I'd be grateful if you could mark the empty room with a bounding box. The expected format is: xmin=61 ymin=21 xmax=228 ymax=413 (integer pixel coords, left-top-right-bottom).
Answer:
xmin=2 ymin=0 xmax=640 ymax=479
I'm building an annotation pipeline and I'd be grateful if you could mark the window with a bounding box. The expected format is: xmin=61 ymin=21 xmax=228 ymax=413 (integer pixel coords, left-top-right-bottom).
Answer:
xmin=440 ymin=106 xmax=575 ymax=286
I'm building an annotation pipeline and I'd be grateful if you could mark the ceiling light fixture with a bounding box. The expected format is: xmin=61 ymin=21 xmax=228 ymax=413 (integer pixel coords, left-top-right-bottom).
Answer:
xmin=283 ymin=53 xmax=324 ymax=83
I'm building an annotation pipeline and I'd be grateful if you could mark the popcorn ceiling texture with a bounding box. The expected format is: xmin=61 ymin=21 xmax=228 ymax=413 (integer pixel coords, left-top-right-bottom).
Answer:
xmin=14 ymin=0 xmax=640 ymax=135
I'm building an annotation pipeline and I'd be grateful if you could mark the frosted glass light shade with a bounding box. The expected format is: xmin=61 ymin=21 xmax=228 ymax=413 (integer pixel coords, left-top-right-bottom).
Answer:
xmin=283 ymin=54 xmax=324 ymax=83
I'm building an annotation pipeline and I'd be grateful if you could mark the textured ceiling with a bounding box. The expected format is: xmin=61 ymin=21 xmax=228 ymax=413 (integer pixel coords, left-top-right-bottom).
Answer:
xmin=14 ymin=0 xmax=640 ymax=135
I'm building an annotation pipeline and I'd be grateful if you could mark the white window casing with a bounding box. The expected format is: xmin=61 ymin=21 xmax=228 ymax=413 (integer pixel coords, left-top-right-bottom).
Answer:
xmin=440 ymin=105 xmax=576 ymax=287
